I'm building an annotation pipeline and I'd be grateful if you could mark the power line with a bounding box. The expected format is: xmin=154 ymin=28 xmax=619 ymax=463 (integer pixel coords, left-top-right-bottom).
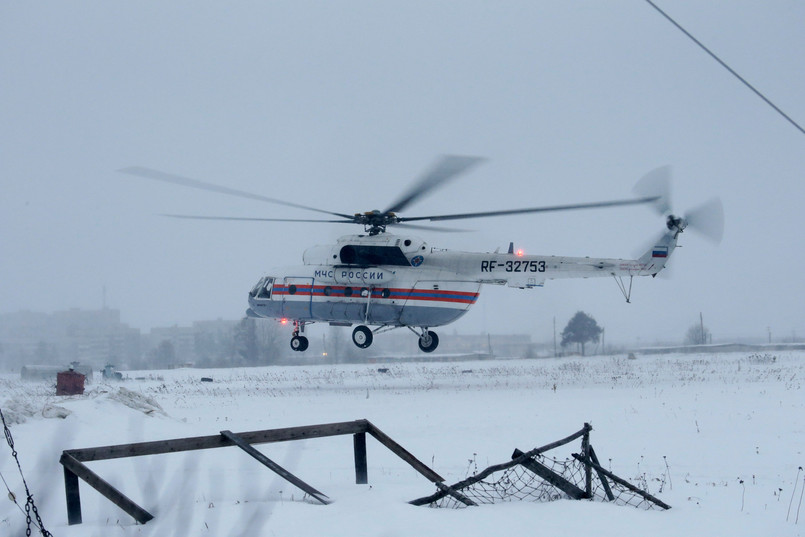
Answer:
xmin=643 ymin=0 xmax=805 ymax=137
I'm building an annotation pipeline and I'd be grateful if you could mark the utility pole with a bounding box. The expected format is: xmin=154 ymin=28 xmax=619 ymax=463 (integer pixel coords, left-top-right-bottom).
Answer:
xmin=602 ymin=327 xmax=605 ymax=355
xmin=553 ymin=317 xmax=557 ymax=357
xmin=700 ymin=312 xmax=705 ymax=345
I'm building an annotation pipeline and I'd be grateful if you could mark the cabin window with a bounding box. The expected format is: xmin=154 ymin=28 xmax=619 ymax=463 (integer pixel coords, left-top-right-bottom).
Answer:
xmin=339 ymin=245 xmax=410 ymax=266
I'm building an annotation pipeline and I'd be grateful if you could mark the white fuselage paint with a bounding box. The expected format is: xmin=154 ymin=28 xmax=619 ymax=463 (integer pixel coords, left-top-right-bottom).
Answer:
xmin=247 ymin=230 xmax=678 ymax=328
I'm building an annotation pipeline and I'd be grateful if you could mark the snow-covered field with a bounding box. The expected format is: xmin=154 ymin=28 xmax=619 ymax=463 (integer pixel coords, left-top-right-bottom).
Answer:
xmin=1 ymin=351 xmax=804 ymax=536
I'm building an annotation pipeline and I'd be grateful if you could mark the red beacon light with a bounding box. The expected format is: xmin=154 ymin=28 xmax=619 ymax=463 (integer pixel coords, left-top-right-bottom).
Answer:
xmin=280 ymin=318 xmax=288 ymax=325
xmin=516 ymin=249 xmax=525 ymax=257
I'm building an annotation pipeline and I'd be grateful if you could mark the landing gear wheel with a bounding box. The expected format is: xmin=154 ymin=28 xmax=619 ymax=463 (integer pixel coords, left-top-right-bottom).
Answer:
xmin=352 ymin=325 xmax=373 ymax=349
xmin=290 ymin=335 xmax=309 ymax=352
xmin=418 ymin=330 xmax=439 ymax=353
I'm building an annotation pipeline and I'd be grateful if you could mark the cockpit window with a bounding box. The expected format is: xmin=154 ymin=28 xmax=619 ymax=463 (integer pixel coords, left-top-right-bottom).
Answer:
xmin=250 ymin=277 xmax=275 ymax=299
xmin=339 ymin=245 xmax=410 ymax=266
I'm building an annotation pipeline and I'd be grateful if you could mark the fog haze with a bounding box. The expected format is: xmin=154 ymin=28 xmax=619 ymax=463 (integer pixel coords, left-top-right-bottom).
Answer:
xmin=2 ymin=1 xmax=803 ymax=345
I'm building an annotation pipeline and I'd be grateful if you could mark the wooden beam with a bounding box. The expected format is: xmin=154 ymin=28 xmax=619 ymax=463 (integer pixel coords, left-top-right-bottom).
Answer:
xmin=435 ymin=482 xmax=478 ymax=507
xmin=66 ymin=420 xmax=370 ymax=462
xmin=511 ymin=449 xmax=587 ymax=499
xmin=59 ymin=453 xmax=154 ymax=524
xmin=571 ymin=453 xmax=671 ymax=509
xmin=588 ymin=446 xmax=615 ymax=501
xmin=365 ymin=423 xmax=444 ymax=483
xmin=353 ymin=433 xmax=368 ymax=485
xmin=509 ymin=423 xmax=592 ymax=461
xmin=63 ymin=465 xmax=82 ymax=525
xmin=410 ymin=457 xmax=522 ymax=506
xmin=220 ymin=430 xmax=330 ymax=505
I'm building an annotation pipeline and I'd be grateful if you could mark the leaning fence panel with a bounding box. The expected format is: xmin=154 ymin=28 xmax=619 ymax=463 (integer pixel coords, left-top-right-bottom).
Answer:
xmin=410 ymin=423 xmax=670 ymax=511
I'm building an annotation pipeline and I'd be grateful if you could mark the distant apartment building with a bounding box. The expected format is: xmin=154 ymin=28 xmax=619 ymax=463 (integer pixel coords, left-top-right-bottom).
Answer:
xmin=0 ymin=308 xmax=245 ymax=372
xmin=0 ymin=308 xmax=141 ymax=371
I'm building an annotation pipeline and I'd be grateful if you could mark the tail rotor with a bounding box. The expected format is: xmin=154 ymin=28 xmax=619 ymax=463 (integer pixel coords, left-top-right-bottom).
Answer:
xmin=634 ymin=166 xmax=724 ymax=243
xmin=683 ymin=198 xmax=724 ymax=244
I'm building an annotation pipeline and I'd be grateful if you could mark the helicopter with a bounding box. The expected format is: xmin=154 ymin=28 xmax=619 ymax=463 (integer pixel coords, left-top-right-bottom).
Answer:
xmin=121 ymin=156 xmax=723 ymax=353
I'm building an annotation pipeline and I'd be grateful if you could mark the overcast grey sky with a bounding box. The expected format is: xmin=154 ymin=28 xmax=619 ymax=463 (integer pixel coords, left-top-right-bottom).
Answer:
xmin=2 ymin=1 xmax=803 ymax=345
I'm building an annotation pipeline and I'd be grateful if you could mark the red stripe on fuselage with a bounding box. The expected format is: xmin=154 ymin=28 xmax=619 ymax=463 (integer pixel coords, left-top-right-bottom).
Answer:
xmin=273 ymin=285 xmax=479 ymax=305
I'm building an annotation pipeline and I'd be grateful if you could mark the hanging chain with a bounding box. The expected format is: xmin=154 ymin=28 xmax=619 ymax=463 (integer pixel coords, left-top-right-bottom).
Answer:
xmin=0 ymin=408 xmax=53 ymax=537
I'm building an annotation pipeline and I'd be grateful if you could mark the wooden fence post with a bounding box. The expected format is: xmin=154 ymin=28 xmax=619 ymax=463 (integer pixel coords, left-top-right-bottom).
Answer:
xmin=354 ymin=432 xmax=368 ymax=484
xmin=64 ymin=465 xmax=82 ymax=525
xmin=59 ymin=452 xmax=154 ymax=524
xmin=581 ymin=422 xmax=592 ymax=498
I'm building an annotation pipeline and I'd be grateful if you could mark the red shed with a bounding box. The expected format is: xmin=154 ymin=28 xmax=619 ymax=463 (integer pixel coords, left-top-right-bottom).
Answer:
xmin=56 ymin=370 xmax=85 ymax=396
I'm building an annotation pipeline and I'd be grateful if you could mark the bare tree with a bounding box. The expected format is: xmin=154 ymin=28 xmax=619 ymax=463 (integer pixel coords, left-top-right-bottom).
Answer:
xmin=685 ymin=323 xmax=711 ymax=345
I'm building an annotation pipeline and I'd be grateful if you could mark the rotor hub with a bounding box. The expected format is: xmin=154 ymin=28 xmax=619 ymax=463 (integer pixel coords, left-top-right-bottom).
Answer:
xmin=666 ymin=214 xmax=687 ymax=233
xmin=353 ymin=210 xmax=399 ymax=235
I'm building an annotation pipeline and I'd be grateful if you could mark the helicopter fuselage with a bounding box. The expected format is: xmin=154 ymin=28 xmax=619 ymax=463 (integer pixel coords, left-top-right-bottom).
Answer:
xmin=247 ymin=231 xmax=677 ymax=350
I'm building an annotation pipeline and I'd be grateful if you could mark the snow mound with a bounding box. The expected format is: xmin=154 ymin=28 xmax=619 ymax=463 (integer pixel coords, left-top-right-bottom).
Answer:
xmin=0 ymin=399 xmax=37 ymax=425
xmin=104 ymin=387 xmax=166 ymax=416
xmin=2 ymin=400 xmax=71 ymax=425
xmin=41 ymin=403 xmax=72 ymax=419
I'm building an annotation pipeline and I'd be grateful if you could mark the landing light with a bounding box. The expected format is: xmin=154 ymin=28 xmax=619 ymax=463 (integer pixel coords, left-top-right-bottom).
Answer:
xmin=516 ymin=249 xmax=525 ymax=257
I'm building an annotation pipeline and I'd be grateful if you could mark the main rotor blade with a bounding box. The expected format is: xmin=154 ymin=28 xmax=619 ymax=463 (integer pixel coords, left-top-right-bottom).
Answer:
xmin=400 ymin=196 xmax=660 ymax=223
xmin=119 ymin=166 xmax=353 ymax=220
xmin=632 ymin=165 xmax=672 ymax=215
xmin=392 ymin=222 xmax=470 ymax=233
xmin=161 ymin=214 xmax=468 ymax=231
xmin=159 ymin=214 xmax=354 ymax=223
xmin=383 ymin=155 xmax=486 ymax=214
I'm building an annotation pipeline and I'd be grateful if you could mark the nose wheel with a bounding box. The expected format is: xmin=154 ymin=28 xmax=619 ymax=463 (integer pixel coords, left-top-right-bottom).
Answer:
xmin=290 ymin=335 xmax=309 ymax=352
xmin=352 ymin=325 xmax=373 ymax=349
xmin=290 ymin=320 xmax=309 ymax=352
